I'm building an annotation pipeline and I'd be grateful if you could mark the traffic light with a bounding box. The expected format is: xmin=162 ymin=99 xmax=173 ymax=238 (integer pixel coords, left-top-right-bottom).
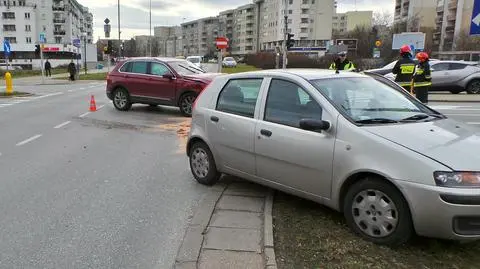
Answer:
xmin=286 ymin=33 xmax=295 ymax=50
xmin=35 ymin=44 xmax=40 ymax=55
xmin=105 ymin=40 xmax=112 ymax=54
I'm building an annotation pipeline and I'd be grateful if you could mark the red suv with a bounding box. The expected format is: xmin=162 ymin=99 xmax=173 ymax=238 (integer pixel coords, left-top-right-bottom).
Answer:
xmin=106 ymin=57 xmax=221 ymax=116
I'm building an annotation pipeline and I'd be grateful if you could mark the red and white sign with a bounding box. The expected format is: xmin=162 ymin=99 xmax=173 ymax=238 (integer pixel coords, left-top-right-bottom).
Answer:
xmin=215 ymin=37 xmax=229 ymax=49
xmin=42 ymin=47 xmax=60 ymax=52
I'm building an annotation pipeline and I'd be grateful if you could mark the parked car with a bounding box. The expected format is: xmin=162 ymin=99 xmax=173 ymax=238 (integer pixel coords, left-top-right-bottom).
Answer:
xmin=222 ymin=57 xmax=237 ymax=68
xmin=186 ymin=56 xmax=204 ymax=70
xmin=366 ymin=58 xmax=440 ymax=75
xmin=106 ymin=57 xmax=222 ymax=116
xmin=187 ymin=68 xmax=480 ymax=246
xmin=383 ymin=61 xmax=480 ymax=94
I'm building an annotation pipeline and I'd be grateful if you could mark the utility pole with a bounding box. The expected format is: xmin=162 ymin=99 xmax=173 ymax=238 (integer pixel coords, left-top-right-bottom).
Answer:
xmin=282 ymin=0 xmax=288 ymax=69
xmin=118 ymin=0 xmax=121 ymax=58
xmin=149 ymin=0 xmax=152 ymax=56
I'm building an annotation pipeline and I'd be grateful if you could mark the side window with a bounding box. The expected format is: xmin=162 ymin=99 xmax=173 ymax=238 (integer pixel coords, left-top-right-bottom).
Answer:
xmin=431 ymin=63 xmax=448 ymax=72
xmin=150 ymin=62 xmax=170 ymax=76
xmin=216 ymin=78 xmax=263 ymax=118
xmin=264 ymin=79 xmax=322 ymax=128
xmin=119 ymin=62 xmax=131 ymax=72
xmin=131 ymin=61 xmax=148 ymax=74
xmin=448 ymin=63 xmax=467 ymax=70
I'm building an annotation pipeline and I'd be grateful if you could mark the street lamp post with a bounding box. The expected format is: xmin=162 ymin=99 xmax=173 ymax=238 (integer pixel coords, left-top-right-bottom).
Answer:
xmin=82 ymin=32 xmax=87 ymax=75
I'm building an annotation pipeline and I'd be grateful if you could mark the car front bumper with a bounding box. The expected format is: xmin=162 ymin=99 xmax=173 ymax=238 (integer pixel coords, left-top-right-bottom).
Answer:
xmin=398 ymin=180 xmax=480 ymax=241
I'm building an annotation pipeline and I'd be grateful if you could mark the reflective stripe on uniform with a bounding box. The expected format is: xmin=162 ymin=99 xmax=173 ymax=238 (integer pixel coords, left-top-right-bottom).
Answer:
xmin=397 ymin=82 xmax=413 ymax=86
xmin=414 ymin=82 xmax=432 ymax=87
xmin=400 ymin=64 xmax=415 ymax=74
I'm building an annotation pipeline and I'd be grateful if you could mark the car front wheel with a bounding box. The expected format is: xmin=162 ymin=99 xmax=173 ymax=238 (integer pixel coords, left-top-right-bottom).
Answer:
xmin=466 ymin=80 xmax=480 ymax=94
xmin=179 ymin=92 xmax=197 ymax=117
xmin=189 ymin=142 xmax=221 ymax=186
xmin=113 ymin=87 xmax=132 ymax=111
xmin=343 ymin=177 xmax=414 ymax=246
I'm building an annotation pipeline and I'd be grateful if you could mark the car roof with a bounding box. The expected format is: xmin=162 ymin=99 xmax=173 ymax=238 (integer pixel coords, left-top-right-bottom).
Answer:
xmin=431 ymin=60 xmax=478 ymax=65
xmin=222 ymin=68 xmax=369 ymax=80
xmin=122 ymin=57 xmax=188 ymax=63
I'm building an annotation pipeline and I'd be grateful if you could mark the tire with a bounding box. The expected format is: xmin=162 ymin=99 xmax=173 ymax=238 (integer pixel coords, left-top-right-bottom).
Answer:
xmin=113 ymin=87 xmax=132 ymax=111
xmin=343 ymin=177 xmax=414 ymax=247
xmin=466 ymin=80 xmax=480 ymax=94
xmin=450 ymin=89 xmax=461 ymax=94
xmin=189 ymin=142 xmax=221 ymax=186
xmin=179 ymin=92 xmax=197 ymax=117
xmin=149 ymin=104 xmax=158 ymax=107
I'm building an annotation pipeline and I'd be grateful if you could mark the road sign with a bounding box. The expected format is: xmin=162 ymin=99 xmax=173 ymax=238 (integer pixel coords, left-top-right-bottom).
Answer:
xmin=73 ymin=38 xmax=81 ymax=48
xmin=392 ymin=32 xmax=425 ymax=50
xmin=39 ymin=33 xmax=46 ymax=44
xmin=215 ymin=37 xmax=229 ymax=49
xmin=335 ymin=39 xmax=358 ymax=50
xmin=104 ymin=18 xmax=110 ymax=24
xmin=373 ymin=48 xmax=381 ymax=58
xmin=470 ymin=0 xmax=480 ymax=35
xmin=3 ymin=40 xmax=11 ymax=56
xmin=375 ymin=40 xmax=382 ymax=47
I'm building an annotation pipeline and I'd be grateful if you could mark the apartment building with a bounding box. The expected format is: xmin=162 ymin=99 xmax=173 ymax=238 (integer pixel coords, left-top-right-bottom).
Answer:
xmin=394 ymin=0 xmax=437 ymax=30
xmin=333 ymin=11 xmax=373 ymax=34
xmin=433 ymin=0 xmax=475 ymax=51
xmin=0 ymin=0 xmax=93 ymax=59
xmin=219 ymin=3 xmax=259 ymax=55
xmin=181 ymin=17 xmax=219 ymax=57
xmin=153 ymin=26 xmax=183 ymax=57
xmin=257 ymin=0 xmax=335 ymax=52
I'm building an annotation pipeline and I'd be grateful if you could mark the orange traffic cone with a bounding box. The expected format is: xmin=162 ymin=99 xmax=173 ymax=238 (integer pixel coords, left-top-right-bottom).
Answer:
xmin=89 ymin=95 xmax=97 ymax=112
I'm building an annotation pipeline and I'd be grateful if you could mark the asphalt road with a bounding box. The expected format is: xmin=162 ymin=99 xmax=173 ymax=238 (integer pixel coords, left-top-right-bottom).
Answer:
xmin=429 ymin=102 xmax=480 ymax=126
xmin=0 ymin=81 xmax=212 ymax=268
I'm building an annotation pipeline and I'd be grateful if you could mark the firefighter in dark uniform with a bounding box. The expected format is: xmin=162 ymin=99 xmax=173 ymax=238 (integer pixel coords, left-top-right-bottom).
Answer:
xmin=413 ymin=52 xmax=432 ymax=104
xmin=329 ymin=51 xmax=355 ymax=72
xmin=392 ymin=45 xmax=416 ymax=92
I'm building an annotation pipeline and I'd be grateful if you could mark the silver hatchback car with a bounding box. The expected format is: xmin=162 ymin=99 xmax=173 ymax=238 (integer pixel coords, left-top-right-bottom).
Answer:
xmin=186 ymin=69 xmax=480 ymax=246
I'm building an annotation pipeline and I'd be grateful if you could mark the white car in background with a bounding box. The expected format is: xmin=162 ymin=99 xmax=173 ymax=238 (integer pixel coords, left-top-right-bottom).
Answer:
xmin=222 ymin=57 xmax=237 ymax=68
xmin=186 ymin=56 xmax=204 ymax=69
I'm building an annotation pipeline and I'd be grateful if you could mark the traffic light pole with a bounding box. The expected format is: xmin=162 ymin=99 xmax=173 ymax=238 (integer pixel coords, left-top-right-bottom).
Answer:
xmin=40 ymin=45 xmax=45 ymax=84
xmin=282 ymin=15 xmax=288 ymax=69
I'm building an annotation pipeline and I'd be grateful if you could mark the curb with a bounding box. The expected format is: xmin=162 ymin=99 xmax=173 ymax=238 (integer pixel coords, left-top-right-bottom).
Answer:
xmin=429 ymin=99 xmax=480 ymax=103
xmin=264 ymin=189 xmax=277 ymax=269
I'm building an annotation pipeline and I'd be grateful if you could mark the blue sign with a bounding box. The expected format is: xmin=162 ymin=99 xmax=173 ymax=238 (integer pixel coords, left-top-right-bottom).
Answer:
xmin=39 ymin=33 xmax=46 ymax=43
xmin=470 ymin=0 xmax=480 ymax=36
xmin=3 ymin=40 xmax=11 ymax=56
xmin=73 ymin=38 xmax=81 ymax=48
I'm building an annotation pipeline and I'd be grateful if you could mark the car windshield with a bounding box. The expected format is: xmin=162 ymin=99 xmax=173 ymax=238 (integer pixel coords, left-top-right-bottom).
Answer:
xmin=224 ymin=57 xmax=234 ymax=61
xmin=187 ymin=57 xmax=200 ymax=63
xmin=169 ymin=61 xmax=205 ymax=75
xmin=310 ymin=77 xmax=443 ymax=124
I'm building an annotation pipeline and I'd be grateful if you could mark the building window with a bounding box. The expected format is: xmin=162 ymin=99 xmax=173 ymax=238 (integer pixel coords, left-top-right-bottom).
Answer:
xmin=19 ymin=0 xmax=25 ymax=5
xmin=5 ymin=37 xmax=17 ymax=43
xmin=25 ymin=25 xmax=31 ymax=31
xmin=26 ymin=37 xmax=32 ymax=43
xmin=2 ymin=12 xmax=15 ymax=19
xmin=25 ymin=12 xmax=30 ymax=19
xmin=302 ymin=9 xmax=309 ymax=14
xmin=312 ymin=0 xmax=315 ymax=3
xmin=288 ymin=19 xmax=292 ymax=23
xmin=43 ymin=26 xmax=46 ymax=31
xmin=289 ymin=0 xmax=293 ymax=4
xmin=55 ymin=37 xmax=62 ymax=43
xmin=302 ymin=0 xmax=308 ymax=3
xmin=301 ymin=18 xmax=309 ymax=23
xmin=288 ymin=10 xmax=292 ymax=14
xmin=3 ymin=25 xmax=16 ymax=31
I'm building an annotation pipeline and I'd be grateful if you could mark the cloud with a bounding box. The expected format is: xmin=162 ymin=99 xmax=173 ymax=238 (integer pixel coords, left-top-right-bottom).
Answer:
xmin=336 ymin=0 xmax=395 ymax=13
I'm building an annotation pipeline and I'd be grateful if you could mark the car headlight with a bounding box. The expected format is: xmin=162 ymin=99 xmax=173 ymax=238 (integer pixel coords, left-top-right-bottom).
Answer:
xmin=434 ymin=171 xmax=480 ymax=188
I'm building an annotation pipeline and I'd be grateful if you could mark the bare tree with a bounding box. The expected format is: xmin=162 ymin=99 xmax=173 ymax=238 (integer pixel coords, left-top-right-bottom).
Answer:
xmin=373 ymin=11 xmax=393 ymax=27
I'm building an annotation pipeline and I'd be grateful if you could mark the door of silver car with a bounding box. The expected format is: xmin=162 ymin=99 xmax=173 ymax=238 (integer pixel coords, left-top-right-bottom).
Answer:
xmin=254 ymin=78 xmax=336 ymax=198
xmin=206 ymin=78 xmax=264 ymax=176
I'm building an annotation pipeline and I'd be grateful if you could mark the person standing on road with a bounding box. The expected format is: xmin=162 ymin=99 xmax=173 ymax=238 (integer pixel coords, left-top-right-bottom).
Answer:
xmin=44 ymin=60 xmax=52 ymax=77
xmin=329 ymin=51 xmax=355 ymax=72
xmin=413 ymin=52 xmax=432 ymax=104
xmin=68 ymin=60 xmax=76 ymax=81
xmin=392 ymin=45 xmax=416 ymax=93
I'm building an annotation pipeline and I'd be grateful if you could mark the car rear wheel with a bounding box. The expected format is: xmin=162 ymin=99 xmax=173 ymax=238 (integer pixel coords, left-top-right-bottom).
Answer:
xmin=113 ymin=87 xmax=132 ymax=111
xmin=189 ymin=142 xmax=221 ymax=186
xmin=450 ymin=89 xmax=461 ymax=94
xmin=466 ymin=80 xmax=480 ymax=94
xmin=343 ymin=177 xmax=413 ymax=246
xmin=179 ymin=92 xmax=197 ymax=117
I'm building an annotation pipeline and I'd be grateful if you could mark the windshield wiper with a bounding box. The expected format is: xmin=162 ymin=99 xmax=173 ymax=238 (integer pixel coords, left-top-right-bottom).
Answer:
xmin=400 ymin=113 xmax=443 ymax=122
xmin=355 ymin=118 xmax=399 ymax=124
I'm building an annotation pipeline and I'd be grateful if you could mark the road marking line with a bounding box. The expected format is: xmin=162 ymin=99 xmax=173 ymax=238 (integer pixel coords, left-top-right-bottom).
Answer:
xmin=467 ymin=122 xmax=480 ymax=125
xmin=97 ymin=104 xmax=105 ymax=110
xmin=79 ymin=112 xmax=90 ymax=118
xmin=54 ymin=121 xmax=71 ymax=129
xmin=31 ymin=92 xmax=63 ymax=100
xmin=16 ymin=134 xmax=42 ymax=146
xmin=445 ymin=113 xmax=480 ymax=116
xmin=68 ymin=89 xmax=73 ymax=92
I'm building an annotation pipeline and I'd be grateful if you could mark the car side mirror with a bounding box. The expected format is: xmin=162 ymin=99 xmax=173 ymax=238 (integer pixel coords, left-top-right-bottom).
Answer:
xmin=299 ymin=119 xmax=330 ymax=132
xmin=163 ymin=73 xmax=175 ymax=80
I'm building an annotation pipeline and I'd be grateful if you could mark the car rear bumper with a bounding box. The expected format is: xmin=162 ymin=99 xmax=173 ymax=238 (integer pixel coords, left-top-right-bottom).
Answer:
xmin=398 ymin=180 xmax=480 ymax=241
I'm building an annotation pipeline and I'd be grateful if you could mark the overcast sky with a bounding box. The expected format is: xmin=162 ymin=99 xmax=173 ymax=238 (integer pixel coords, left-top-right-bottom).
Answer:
xmin=78 ymin=0 xmax=395 ymax=41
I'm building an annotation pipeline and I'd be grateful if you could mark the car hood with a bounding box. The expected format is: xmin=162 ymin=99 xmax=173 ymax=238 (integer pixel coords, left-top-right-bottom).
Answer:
xmin=364 ymin=118 xmax=480 ymax=170
xmin=183 ymin=73 xmax=223 ymax=83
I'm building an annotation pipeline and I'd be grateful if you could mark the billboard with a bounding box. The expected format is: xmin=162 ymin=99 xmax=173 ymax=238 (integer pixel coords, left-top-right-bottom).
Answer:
xmin=392 ymin=32 xmax=426 ymax=50
xmin=335 ymin=39 xmax=358 ymax=50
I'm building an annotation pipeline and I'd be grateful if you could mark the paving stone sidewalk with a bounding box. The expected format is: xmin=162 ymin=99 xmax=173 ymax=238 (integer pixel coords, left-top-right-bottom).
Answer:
xmin=173 ymin=177 xmax=277 ymax=269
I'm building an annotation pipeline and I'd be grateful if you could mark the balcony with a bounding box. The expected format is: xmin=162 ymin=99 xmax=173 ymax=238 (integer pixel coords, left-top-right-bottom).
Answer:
xmin=448 ymin=2 xmax=457 ymax=9
xmin=54 ymin=30 xmax=66 ymax=35
xmin=447 ymin=14 xmax=456 ymax=21
xmin=445 ymin=25 xmax=455 ymax=32
xmin=435 ymin=17 xmax=443 ymax=24
xmin=53 ymin=18 xmax=66 ymax=23
xmin=436 ymin=6 xmax=444 ymax=13
xmin=52 ymin=5 xmax=65 ymax=11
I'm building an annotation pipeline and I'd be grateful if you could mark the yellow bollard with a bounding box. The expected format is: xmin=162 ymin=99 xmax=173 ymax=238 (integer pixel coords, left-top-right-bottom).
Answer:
xmin=5 ymin=72 xmax=13 ymax=95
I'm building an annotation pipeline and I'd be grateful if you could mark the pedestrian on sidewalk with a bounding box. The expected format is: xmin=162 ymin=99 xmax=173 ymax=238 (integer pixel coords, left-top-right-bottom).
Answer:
xmin=413 ymin=52 xmax=432 ymax=104
xmin=68 ymin=60 xmax=76 ymax=81
xmin=44 ymin=59 xmax=52 ymax=77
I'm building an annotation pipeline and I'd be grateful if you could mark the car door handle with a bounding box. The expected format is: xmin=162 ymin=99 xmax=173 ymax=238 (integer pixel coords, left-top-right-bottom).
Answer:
xmin=210 ymin=116 xmax=219 ymax=122
xmin=260 ymin=129 xmax=272 ymax=137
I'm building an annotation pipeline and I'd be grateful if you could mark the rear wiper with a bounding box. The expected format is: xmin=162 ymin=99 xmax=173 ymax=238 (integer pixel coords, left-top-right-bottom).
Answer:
xmin=355 ymin=118 xmax=399 ymax=124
